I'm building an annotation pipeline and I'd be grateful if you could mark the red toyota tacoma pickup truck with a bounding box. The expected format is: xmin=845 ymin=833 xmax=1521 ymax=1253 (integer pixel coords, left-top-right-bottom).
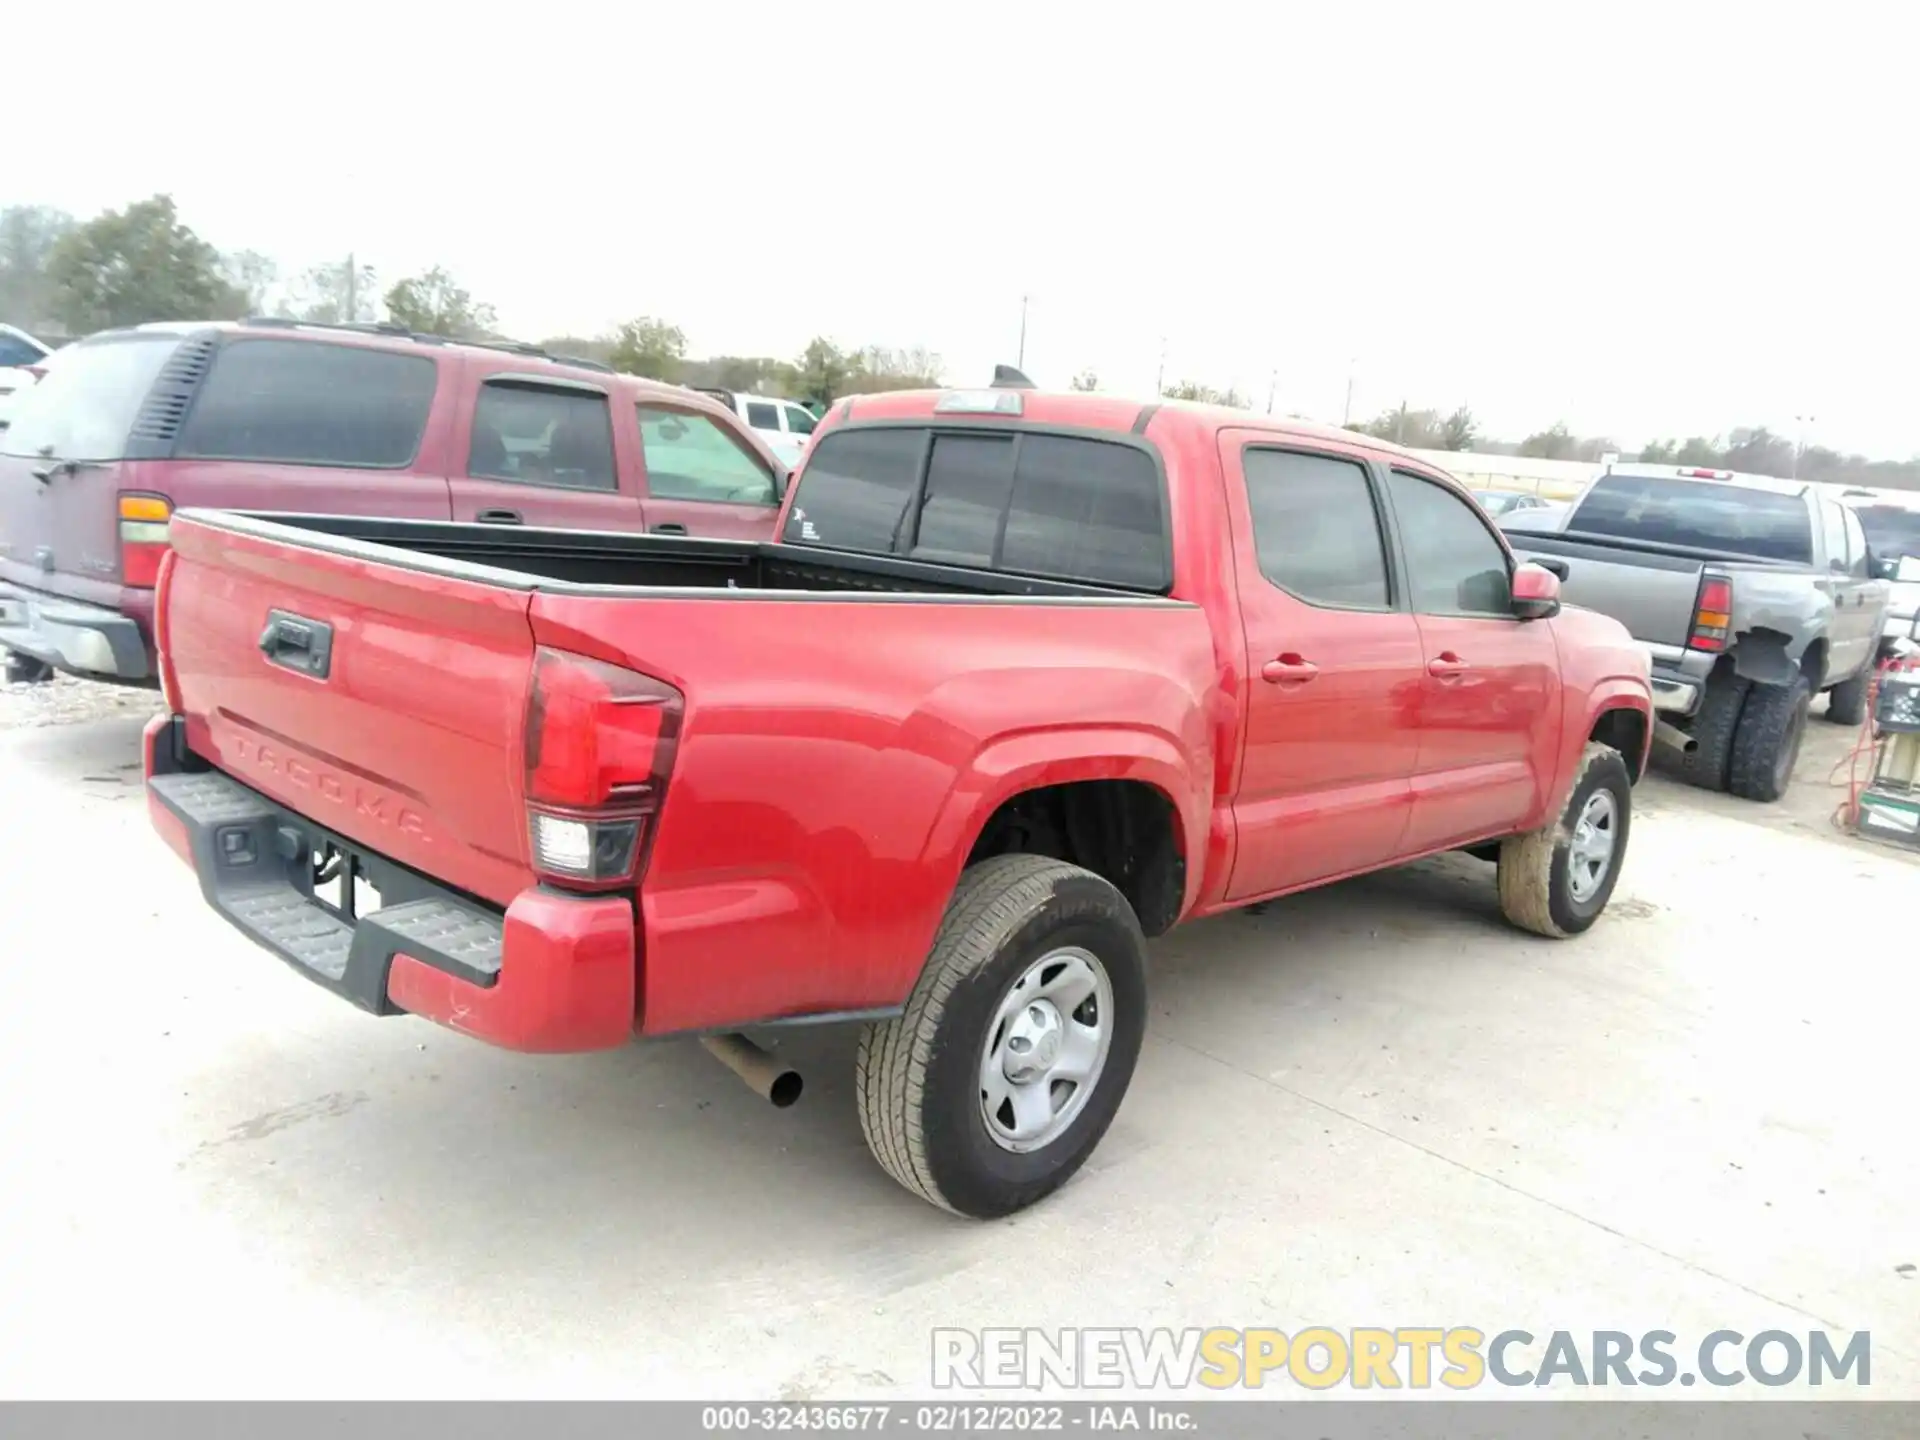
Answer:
xmin=143 ymin=381 xmax=1652 ymax=1217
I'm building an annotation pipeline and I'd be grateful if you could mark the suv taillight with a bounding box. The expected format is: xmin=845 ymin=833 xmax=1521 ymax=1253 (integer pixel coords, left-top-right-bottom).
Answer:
xmin=523 ymin=646 xmax=683 ymax=890
xmin=1688 ymin=574 xmax=1734 ymax=652
xmin=118 ymin=493 xmax=173 ymax=587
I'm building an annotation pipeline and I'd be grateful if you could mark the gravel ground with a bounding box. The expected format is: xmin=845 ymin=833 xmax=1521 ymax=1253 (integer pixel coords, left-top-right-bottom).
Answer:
xmin=0 ymin=670 xmax=164 ymax=730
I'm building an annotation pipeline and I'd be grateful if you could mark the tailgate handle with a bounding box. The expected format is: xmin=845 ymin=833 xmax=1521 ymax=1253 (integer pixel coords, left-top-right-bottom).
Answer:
xmin=259 ymin=610 xmax=334 ymax=680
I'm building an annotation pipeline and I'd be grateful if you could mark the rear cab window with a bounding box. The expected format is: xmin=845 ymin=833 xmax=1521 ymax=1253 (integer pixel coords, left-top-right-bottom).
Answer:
xmin=746 ymin=401 xmax=781 ymax=430
xmin=1565 ymin=474 xmax=1813 ymax=563
xmin=782 ymin=425 xmax=1170 ymax=591
xmin=178 ymin=338 xmax=438 ymax=469
xmin=1 ymin=333 xmax=183 ymax=461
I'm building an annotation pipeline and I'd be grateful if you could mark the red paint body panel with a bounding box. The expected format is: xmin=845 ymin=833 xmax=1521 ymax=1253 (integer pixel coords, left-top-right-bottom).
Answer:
xmin=152 ymin=391 xmax=1653 ymax=1053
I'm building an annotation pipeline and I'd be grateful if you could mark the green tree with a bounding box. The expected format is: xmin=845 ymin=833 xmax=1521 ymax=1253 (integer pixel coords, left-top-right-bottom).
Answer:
xmin=1638 ymin=438 xmax=1678 ymax=463
xmin=1518 ymin=422 xmax=1578 ymax=460
xmin=1723 ymin=426 xmax=1794 ymax=478
xmin=1164 ymin=380 xmax=1248 ymax=408
xmin=851 ymin=345 xmax=942 ymax=392
xmin=291 ymin=258 xmax=379 ymax=324
xmin=45 ymin=194 xmax=246 ymax=331
xmin=1674 ymin=435 xmax=1723 ymax=467
xmin=384 ymin=266 xmax=496 ymax=338
xmin=1439 ymin=406 xmax=1478 ymax=451
xmin=1070 ymin=369 xmax=1099 ymax=392
xmin=0 ymin=205 xmax=77 ymax=330
xmin=607 ymin=317 xmax=688 ymax=381
xmin=794 ymin=337 xmax=855 ymax=407
xmin=223 ymin=250 xmax=280 ymax=315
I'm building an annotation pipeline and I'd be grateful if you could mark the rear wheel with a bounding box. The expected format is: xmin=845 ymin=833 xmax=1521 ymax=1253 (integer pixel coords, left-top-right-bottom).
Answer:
xmin=855 ymin=854 xmax=1147 ymax=1218
xmin=1728 ymin=672 xmax=1812 ymax=803
xmin=1497 ymin=742 xmax=1632 ymax=939
xmin=3 ymin=651 xmax=54 ymax=685
xmin=1824 ymin=664 xmax=1871 ymax=727
xmin=1678 ymin=670 xmax=1749 ymax=792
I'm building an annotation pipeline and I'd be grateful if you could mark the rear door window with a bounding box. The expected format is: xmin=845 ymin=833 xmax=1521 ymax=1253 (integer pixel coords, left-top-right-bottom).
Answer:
xmin=1 ymin=334 xmax=181 ymax=461
xmin=785 ymin=427 xmax=1169 ymax=590
xmin=785 ymin=404 xmax=818 ymax=436
xmin=1567 ymin=475 xmax=1813 ymax=563
xmin=176 ymin=338 xmax=437 ymax=469
xmin=1840 ymin=508 xmax=1871 ymax=578
xmin=469 ymin=380 xmax=617 ymax=492
xmin=1243 ymin=448 xmax=1390 ymax=608
xmin=636 ymin=405 xmax=778 ymax=505
xmin=1818 ymin=500 xmax=1851 ymax=571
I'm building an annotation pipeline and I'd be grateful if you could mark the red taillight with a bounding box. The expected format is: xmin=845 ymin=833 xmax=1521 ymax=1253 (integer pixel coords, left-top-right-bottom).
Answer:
xmin=1689 ymin=574 xmax=1734 ymax=652
xmin=523 ymin=646 xmax=683 ymax=890
xmin=118 ymin=492 xmax=172 ymax=588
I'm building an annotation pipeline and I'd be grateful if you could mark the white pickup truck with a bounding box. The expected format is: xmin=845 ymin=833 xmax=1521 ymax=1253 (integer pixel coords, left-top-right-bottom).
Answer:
xmin=692 ymin=389 xmax=817 ymax=467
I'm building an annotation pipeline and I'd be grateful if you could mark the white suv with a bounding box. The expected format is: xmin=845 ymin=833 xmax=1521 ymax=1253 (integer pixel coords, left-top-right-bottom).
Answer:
xmin=0 ymin=324 xmax=53 ymax=430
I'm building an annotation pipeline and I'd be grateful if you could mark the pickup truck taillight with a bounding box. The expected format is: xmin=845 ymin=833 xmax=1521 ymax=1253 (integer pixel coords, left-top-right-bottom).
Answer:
xmin=523 ymin=646 xmax=683 ymax=891
xmin=1688 ymin=574 xmax=1734 ymax=652
xmin=118 ymin=493 xmax=173 ymax=587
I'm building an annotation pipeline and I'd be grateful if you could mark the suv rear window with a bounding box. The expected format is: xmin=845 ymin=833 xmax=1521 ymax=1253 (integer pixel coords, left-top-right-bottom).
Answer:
xmin=1 ymin=334 xmax=181 ymax=462
xmin=784 ymin=426 xmax=1169 ymax=590
xmin=1561 ymin=475 xmax=1813 ymax=563
xmin=175 ymin=338 xmax=437 ymax=469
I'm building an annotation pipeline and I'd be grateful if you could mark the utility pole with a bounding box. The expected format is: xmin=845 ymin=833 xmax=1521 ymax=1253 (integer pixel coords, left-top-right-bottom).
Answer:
xmin=1266 ymin=368 xmax=1277 ymax=414
xmin=1342 ymin=364 xmax=1357 ymax=427
xmin=1156 ymin=337 xmax=1167 ymax=397
xmin=344 ymin=253 xmax=358 ymax=323
xmin=1017 ymin=295 xmax=1029 ymax=369
xmin=1792 ymin=414 xmax=1816 ymax=479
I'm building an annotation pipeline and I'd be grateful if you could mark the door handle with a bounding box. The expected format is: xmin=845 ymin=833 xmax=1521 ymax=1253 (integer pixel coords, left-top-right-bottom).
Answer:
xmin=1427 ymin=652 xmax=1470 ymax=680
xmin=651 ymin=523 xmax=688 ymax=535
xmin=1261 ymin=654 xmax=1320 ymax=685
xmin=476 ymin=508 xmax=522 ymax=524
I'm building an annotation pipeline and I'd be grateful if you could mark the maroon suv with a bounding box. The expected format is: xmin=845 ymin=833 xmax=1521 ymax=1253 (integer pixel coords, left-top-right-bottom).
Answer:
xmin=0 ymin=319 xmax=789 ymax=685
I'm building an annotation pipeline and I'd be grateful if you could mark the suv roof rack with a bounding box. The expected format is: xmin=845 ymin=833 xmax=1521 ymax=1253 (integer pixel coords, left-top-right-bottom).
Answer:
xmin=239 ymin=316 xmax=615 ymax=374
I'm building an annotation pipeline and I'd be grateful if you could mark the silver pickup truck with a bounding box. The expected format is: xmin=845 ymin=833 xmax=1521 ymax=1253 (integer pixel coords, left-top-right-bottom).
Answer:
xmin=1499 ymin=464 xmax=1892 ymax=803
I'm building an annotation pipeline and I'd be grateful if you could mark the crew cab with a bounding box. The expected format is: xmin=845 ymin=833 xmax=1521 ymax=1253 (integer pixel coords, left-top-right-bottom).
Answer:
xmin=1503 ymin=464 xmax=1891 ymax=802
xmin=0 ymin=319 xmax=788 ymax=687
xmin=143 ymin=383 xmax=1652 ymax=1217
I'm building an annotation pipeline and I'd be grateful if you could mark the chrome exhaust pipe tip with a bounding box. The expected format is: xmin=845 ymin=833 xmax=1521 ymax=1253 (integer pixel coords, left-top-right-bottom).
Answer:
xmin=700 ymin=1033 xmax=803 ymax=1108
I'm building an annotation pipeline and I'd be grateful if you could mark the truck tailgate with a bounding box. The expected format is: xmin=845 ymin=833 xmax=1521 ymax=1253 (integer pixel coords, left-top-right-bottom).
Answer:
xmin=1505 ymin=531 xmax=1705 ymax=649
xmin=162 ymin=512 xmax=539 ymax=906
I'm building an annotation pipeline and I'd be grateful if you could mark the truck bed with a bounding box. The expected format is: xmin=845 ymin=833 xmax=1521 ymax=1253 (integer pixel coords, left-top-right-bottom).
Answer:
xmin=155 ymin=507 xmax=1216 ymax=1038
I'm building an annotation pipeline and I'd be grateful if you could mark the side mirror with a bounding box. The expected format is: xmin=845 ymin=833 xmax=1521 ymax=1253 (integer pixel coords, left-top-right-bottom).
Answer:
xmin=1512 ymin=562 xmax=1562 ymax=620
xmin=1532 ymin=556 xmax=1571 ymax=581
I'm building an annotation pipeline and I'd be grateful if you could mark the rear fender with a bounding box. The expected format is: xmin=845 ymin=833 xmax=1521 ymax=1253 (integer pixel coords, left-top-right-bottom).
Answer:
xmin=1728 ymin=627 xmax=1798 ymax=688
xmin=923 ymin=724 xmax=1208 ymax=921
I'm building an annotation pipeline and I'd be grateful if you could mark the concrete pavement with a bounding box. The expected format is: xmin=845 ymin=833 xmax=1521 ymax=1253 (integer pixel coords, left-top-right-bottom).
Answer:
xmin=0 ymin=690 xmax=1914 ymax=1400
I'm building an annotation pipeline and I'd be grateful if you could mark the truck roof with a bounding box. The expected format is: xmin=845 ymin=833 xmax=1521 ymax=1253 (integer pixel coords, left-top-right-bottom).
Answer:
xmin=829 ymin=386 xmax=1436 ymax=461
xmin=1595 ymin=462 xmax=1809 ymax=498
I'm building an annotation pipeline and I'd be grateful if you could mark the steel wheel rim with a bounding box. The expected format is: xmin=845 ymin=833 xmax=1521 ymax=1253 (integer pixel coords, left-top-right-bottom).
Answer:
xmin=978 ymin=946 xmax=1114 ymax=1154
xmin=1566 ymin=789 xmax=1618 ymax=904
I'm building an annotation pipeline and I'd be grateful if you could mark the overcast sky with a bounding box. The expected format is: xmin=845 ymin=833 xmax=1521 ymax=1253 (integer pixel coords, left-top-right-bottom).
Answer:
xmin=12 ymin=3 xmax=1916 ymax=456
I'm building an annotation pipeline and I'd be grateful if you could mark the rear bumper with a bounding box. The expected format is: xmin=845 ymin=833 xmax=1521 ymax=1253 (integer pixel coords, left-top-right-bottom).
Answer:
xmin=0 ymin=579 xmax=152 ymax=682
xmin=144 ymin=715 xmax=637 ymax=1052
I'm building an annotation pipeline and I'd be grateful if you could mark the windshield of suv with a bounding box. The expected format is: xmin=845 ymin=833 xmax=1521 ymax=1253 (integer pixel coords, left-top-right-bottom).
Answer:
xmin=1852 ymin=503 xmax=1920 ymax=561
xmin=0 ymin=333 xmax=181 ymax=462
xmin=1546 ymin=474 xmax=1813 ymax=563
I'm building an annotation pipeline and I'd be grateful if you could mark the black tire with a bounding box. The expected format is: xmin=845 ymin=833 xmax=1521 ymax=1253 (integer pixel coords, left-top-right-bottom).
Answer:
xmin=1727 ymin=671 xmax=1812 ymax=803
xmin=1678 ymin=670 xmax=1749 ymax=792
xmin=855 ymin=854 xmax=1148 ymax=1219
xmin=1824 ymin=663 xmax=1871 ymax=727
xmin=1497 ymin=742 xmax=1632 ymax=939
xmin=3 ymin=651 xmax=54 ymax=685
